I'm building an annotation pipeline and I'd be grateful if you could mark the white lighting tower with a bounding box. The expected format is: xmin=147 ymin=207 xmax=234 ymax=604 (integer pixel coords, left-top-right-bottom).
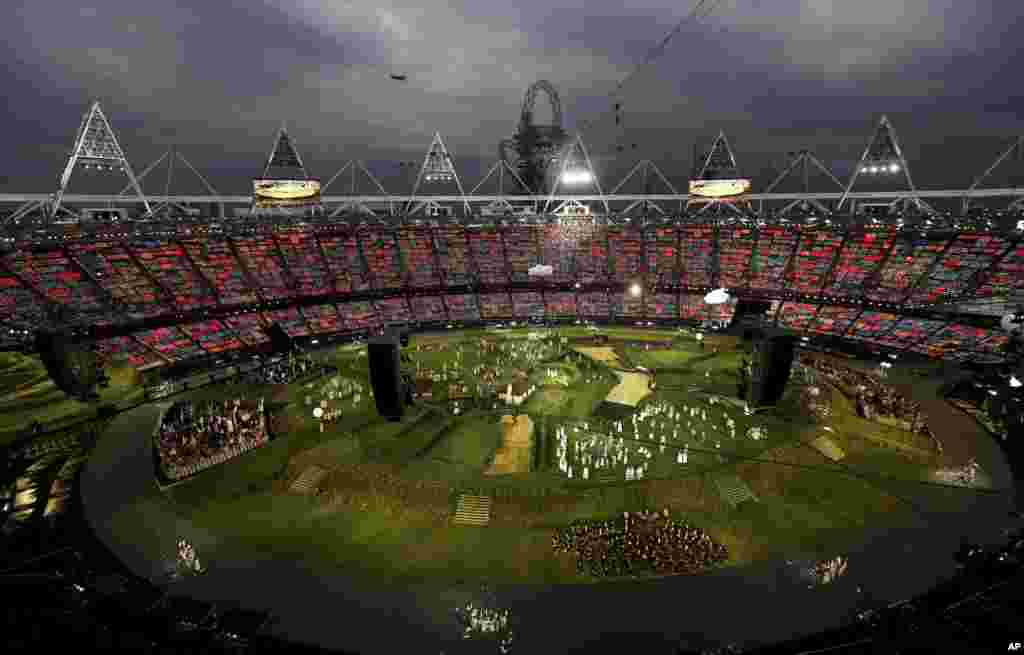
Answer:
xmin=52 ymin=101 xmax=151 ymax=221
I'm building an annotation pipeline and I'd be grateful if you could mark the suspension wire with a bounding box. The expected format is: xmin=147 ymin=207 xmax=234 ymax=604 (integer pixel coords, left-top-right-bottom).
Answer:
xmin=578 ymin=0 xmax=729 ymax=136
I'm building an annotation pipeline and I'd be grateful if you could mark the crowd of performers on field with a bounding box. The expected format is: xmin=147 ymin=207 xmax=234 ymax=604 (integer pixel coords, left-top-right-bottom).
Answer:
xmin=552 ymin=509 xmax=728 ymax=578
xmin=797 ymin=354 xmax=941 ymax=454
xmin=156 ymin=397 xmax=269 ymax=481
xmin=243 ymin=350 xmax=323 ymax=385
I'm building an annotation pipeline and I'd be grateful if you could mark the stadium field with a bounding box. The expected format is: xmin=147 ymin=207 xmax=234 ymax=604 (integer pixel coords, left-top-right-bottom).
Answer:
xmin=108 ymin=327 xmax=990 ymax=586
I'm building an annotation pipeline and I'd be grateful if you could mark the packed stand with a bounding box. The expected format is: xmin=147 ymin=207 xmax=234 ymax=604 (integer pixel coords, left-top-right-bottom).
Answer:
xmin=156 ymin=398 xmax=269 ymax=481
xmin=551 ymin=509 xmax=728 ymax=578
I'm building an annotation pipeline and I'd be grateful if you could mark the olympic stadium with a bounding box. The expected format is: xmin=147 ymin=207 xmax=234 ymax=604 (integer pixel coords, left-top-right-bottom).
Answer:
xmin=3 ymin=21 xmax=1024 ymax=654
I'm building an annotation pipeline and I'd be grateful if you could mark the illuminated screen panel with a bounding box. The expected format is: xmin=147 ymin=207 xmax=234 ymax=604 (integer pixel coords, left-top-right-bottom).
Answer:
xmin=913 ymin=323 xmax=994 ymax=359
xmin=542 ymin=222 xmax=578 ymax=283
xmin=137 ymin=326 xmax=204 ymax=362
xmin=906 ymin=234 xmax=1011 ymax=306
xmin=339 ymin=300 xmax=381 ymax=331
xmin=749 ymin=226 xmax=800 ymax=291
xmin=512 ymin=291 xmax=545 ymax=319
xmin=180 ymin=320 xmax=243 ymax=353
xmin=445 ymin=294 xmax=480 ymax=321
xmin=577 ymin=291 xmax=610 ymax=319
xmin=360 ymin=229 xmax=402 ymax=290
xmin=847 ymin=311 xmax=900 ymax=341
xmin=871 ymin=318 xmax=947 ymax=350
xmin=302 ymin=304 xmax=343 ymax=334
xmin=131 ymin=240 xmax=217 ymax=310
xmin=479 ymin=292 xmax=513 ymax=319
xmin=688 ymin=178 xmax=751 ymax=197
xmin=252 ymin=179 xmax=320 ymax=205
xmin=397 ymin=226 xmax=440 ymax=289
xmin=468 ymin=227 xmax=507 ymax=285
xmin=68 ymin=241 xmax=166 ymax=319
xmin=317 ymin=232 xmax=371 ymax=293
xmin=435 ymin=225 xmax=474 ymax=287
xmin=180 ymin=238 xmax=258 ymax=306
xmin=222 ymin=312 xmax=269 ymax=346
xmin=785 ymin=228 xmax=843 ymax=295
xmin=94 ymin=335 xmax=165 ymax=370
xmin=231 ymin=235 xmax=294 ymax=301
xmin=409 ymin=295 xmax=445 ymax=322
xmin=5 ymin=249 xmax=107 ymax=318
xmin=0 ymin=274 xmax=49 ymax=327
xmin=607 ymin=226 xmax=644 ymax=285
xmin=274 ymin=230 xmax=331 ymax=298
xmin=977 ymin=243 xmax=1024 ymax=299
xmin=574 ymin=223 xmax=609 ymax=284
xmin=718 ymin=227 xmax=755 ymax=289
xmin=545 ymin=292 xmax=576 ymax=317
xmin=375 ymin=297 xmax=412 ymax=324
xmin=680 ymin=225 xmax=715 ymax=288
xmin=610 ymin=288 xmax=644 ymax=318
xmin=776 ymin=302 xmax=818 ymax=331
xmin=824 ymin=228 xmax=895 ymax=300
xmin=866 ymin=234 xmax=951 ymax=303
xmin=504 ymin=225 xmax=541 ymax=283
xmin=809 ymin=305 xmax=860 ymax=336
xmin=648 ymin=292 xmax=679 ymax=319
xmin=265 ymin=307 xmax=310 ymax=337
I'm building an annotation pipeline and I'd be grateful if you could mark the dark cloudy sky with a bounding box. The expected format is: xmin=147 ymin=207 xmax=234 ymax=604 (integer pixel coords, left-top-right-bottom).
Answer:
xmin=3 ymin=0 xmax=1022 ymax=195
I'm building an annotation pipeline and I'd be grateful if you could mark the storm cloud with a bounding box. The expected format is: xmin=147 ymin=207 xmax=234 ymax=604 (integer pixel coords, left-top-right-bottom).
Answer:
xmin=3 ymin=0 xmax=1021 ymax=194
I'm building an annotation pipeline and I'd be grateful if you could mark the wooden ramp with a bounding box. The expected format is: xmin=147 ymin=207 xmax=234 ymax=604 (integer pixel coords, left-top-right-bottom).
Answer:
xmin=713 ymin=474 xmax=757 ymax=508
xmin=452 ymin=494 xmax=492 ymax=526
xmin=290 ymin=465 xmax=328 ymax=495
xmin=811 ymin=436 xmax=846 ymax=461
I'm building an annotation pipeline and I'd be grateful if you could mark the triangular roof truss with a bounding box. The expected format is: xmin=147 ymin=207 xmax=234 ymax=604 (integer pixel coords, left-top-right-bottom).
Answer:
xmin=52 ymin=101 xmax=151 ymax=220
xmin=839 ymin=115 xmax=934 ymax=214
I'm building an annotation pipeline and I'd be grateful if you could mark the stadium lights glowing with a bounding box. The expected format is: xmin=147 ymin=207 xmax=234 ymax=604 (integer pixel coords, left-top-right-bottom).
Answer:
xmin=560 ymin=169 xmax=594 ymax=185
xmin=860 ymin=161 xmax=901 ymax=175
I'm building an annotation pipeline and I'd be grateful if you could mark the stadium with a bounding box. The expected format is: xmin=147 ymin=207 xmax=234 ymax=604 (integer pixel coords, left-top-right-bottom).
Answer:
xmin=3 ymin=7 xmax=1024 ymax=655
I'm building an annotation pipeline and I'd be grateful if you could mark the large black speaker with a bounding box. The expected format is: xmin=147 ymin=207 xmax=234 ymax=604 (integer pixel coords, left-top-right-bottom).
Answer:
xmin=368 ymin=333 xmax=404 ymax=421
xmin=36 ymin=331 xmax=100 ymax=401
xmin=747 ymin=335 xmax=797 ymax=406
xmin=264 ymin=323 xmax=293 ymax=353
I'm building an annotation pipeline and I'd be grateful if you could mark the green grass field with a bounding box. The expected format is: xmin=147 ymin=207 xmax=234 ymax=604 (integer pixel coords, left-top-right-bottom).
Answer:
xmin=0 ymin=352 xmax=144 ymax=447
xmin=5 ymin=328 xmax=987 ymax=586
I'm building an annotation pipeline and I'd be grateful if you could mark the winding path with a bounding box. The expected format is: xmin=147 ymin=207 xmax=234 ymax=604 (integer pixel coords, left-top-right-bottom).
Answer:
xmin=81 ymin=391 xmax=1018 ymax=653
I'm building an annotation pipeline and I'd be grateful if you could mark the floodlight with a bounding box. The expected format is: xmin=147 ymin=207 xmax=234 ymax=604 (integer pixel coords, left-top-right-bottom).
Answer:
xmin=1011 ymin=375 xmax=1022 ymax=388
xmin=561 ymin=169 xmax=593 ymax=185
xmin=629 ymin=282 xmax=642 ymax=297
xmin=861 ymin=166 xmax=869 ymax=174
xmin=888 ymin=163 xmax=900 ymax=173
xmin=703 ymin=288 xmax=730 ymax=305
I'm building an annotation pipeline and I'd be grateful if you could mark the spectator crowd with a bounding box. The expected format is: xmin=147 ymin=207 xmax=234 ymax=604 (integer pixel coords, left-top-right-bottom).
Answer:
xmin=156 ymin=398 xmax=269 ymax=481
xmin=552 ymin=509 xmax=728 ymax=578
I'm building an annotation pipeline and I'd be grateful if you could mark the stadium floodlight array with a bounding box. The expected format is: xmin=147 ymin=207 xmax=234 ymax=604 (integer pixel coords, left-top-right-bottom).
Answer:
xmin=860 ymin=162 xmax=902 ymax=174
